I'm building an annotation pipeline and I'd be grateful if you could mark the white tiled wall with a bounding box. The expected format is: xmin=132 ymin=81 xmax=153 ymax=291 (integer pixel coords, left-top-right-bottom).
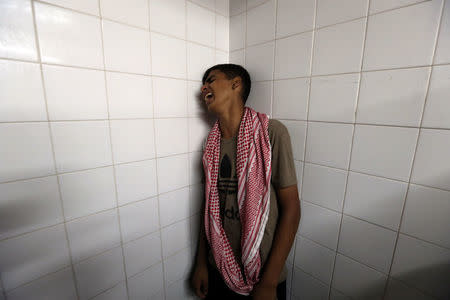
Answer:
xmin=0 ymin=0 xmax=227 ymax=299
xmin=230 ymin=0 xmax=450 ymax=299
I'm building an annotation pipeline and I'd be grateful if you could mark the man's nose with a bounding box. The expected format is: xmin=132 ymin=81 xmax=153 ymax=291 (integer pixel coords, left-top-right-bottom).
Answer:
xmin=201 ymin=84 xmax=208 ymax=93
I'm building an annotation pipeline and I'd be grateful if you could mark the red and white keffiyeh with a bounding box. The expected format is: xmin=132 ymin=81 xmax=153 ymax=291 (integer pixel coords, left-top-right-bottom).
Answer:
xmin=202 ymin=107 xmax=272 ymax=295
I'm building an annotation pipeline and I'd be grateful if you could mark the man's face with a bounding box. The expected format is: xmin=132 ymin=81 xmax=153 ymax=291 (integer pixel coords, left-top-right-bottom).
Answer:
xmin=200 ymin=70 xmax=235 ymax=113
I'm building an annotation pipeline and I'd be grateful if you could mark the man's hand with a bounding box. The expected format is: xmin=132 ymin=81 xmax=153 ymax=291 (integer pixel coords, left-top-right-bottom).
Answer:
xmin=191 ymin=263 xmax=209 ymax=299
xmin=251 ymin=282 xmax=277 ymax=300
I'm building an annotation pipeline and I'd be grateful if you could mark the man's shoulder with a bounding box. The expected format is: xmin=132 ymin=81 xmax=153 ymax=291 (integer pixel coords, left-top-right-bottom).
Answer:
xmin=268 ymin=119 xmax=289 ymax=140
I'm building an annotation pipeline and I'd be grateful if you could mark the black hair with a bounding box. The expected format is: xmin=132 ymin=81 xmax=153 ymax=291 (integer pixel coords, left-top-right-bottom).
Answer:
xmin=202 ymin=64 xmax=251 ymax=104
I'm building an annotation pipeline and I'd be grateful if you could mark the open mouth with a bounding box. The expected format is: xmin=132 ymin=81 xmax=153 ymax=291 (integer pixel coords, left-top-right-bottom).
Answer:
xmin=204 ymin=92 xmax=214 ymax=105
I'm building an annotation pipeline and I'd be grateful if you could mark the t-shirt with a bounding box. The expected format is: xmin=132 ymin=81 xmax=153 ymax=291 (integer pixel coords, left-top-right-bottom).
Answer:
xmin=207 ymin=119 xmax=297 ymax=283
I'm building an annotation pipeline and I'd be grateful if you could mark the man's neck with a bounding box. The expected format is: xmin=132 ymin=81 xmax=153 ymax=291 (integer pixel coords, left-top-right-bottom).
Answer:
xmin=218 ymin=104 xmax=244 ymax=139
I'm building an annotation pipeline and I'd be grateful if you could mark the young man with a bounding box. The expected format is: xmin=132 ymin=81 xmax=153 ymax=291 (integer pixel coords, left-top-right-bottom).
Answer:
xmin=191 ymin=64 xmax=300 ymax=300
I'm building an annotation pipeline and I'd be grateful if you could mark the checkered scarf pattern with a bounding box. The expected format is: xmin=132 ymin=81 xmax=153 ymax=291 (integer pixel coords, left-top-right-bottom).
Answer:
xmin=202 ymin=107 xmax=272 ymax=295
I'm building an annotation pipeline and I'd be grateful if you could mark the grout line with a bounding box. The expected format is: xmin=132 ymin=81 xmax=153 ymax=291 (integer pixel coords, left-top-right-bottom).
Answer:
xmin=87 ymin=279 xmax=125 ymax=300
xmin=270 ymin=0 xmax=278 ymax=118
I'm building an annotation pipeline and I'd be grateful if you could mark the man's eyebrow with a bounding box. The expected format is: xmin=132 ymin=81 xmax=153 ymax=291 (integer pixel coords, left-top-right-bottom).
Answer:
xmin=206 ymin=75 xmax=216 ymax=81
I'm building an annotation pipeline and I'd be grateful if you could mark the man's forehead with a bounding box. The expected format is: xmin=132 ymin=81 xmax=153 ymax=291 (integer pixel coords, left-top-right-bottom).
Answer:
xmin=207 ymin=69 xmax=224 ymax=78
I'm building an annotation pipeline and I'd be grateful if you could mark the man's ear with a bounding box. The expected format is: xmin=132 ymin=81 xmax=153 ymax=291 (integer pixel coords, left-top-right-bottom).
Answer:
xmin=231 ymin=77 xmax=242 ymax=90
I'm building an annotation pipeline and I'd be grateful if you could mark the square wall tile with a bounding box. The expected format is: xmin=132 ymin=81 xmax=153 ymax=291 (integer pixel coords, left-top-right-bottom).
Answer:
xmin=119 ymin=197 xmax=159 ymax=243
xmin=295 ymin=237 xmax=335 ymax=284
xmin=434 ymin=0 xmax=450 ymax=64
xmin=299 ymin=201 xmax=341 ymax=250
xmin=274 ymin=32 xmax=313 ymax=79
xmin=292 ymin=267 xmax=329 ymax=300
xmin=276 ymin=0 xmax=314 ymax=38
xmin=153 ymin=77 xmax=187 ymax=118
xmin=330 ymin=289 xmax=352 ymax=300
xmin=279 ymin=120 xmax=306 ymax=161
xmin=305 ymin=122 xmax=354 ymax=169
xmin=246 ymin=0 xmax=276 ymax=46
xmin=115 ymin=160 xmax=158 ymax=205
xmin=357 ymin=67 xmax=430 ymax=127
xmin=40 ymin=0 xmax=99 ymax=15
xmin=363 ymin=0 xmax=442 ymax=70
xmin=246 ymin=81 xmax=272 ymax=116
xmin=0 ymin=0 xmax=37 ymax=60
xmin=157 ymin=154 xmax=189 ymax=194
xmin=401 ymin=184 xmax=450 ymax=248
xmin=411 ymin=129 xmax=450 ymax=190
xmin=216 ymin=0 xmax=229 ymax=16
xmin=66 ymin=209 xmax=121 ymax=263
xmin=230 ymin=13 xmax=246 ymax=50
xmin=74 ymin=247 xmax=125 ymax=300
xmin=123 ymin=232 xmax=162 ymax=277
xmin=151 ymin=33 xmax=187 ymax=79
xmin=102 ymin=20 xmax=151 ymax=74
xmin=189 ymin=151 xmax=203 ymax=185
xmin=0 ymin=123 xmax=55 ymax=183
xmin=0 ymin=60 xmax=46 ymax=122
xmin=230 ymin=0 xmax=246 ymax=15
xmin=316 ymin=0 xmax=368 ymax=28
xmin=159 ymin=187 xmax=190 ymax=227
xmin=35 ymin=2 xmax=103 ymax=68
xmin=384 ymin=278 xmax=436 ymax=300
xmin=338 ymin=215 xmax=397 ymax=273
xmin=187 ymin=43 xmax=215 ymax=81
xmin=302 ymin=163 xmax=347 ymax=211
xmin=59 ymin=167 xmax=116 ymax=221
xmin=0 ymin=176 xmax=63 ymax=240
xmin=51 ymin=121 xmax=112 ymax=173
xmin=350 ymin=125 xmax=418 ymax=181
xmin=128 ymin=263 xmax=164 ymax=299
xmin=106 ymin=72 xmax=153 ymax=119
xmin=161 ymin=219 xmax=191 ymax=258
xmin=332 ymin=254 xmax=387 ymax=300
xmin=100 ymin=0 xmax=149 ymax=28
xmin=6 ymin=267 xmax=76 ymax=300
xmin=344 ymin=172 xmax=407 ymax=230
xmin=187 ymin=2 xmax=215 ymax=46
xmin=0 ymin=225 xmax=70 ymax=291
xmin=369 ymin=0 xmax=425 ymax=14
xmin=43 ymin=65 xmax=108 ymax=121
xmin=92 ymin=282 xmax=127 ymax=300
xmin=216 ymin=15 xmax=229 ymax=51
xmin=155 ymin=118 xmax=189 ymax=157
xmin=215 ymin=50 xmax=228 ymax=64
xmin=187 ymin=81 xmax=205 ymax=117
xmin=422 ymin=65 xmax=450 ymax=129
xmin=189 ymin=117 xmax=211 ymax=152
xmin=164 ymin=246 xmax=192 ymax=286
xmin=245 ymin=41 xmax=274 ymax=81
xmin=110 ymin=119 xmax=155 ymax=164
xmin=312 ymin=18 xmax=365 ymax=75
xmin=150 ymin=0 xmax=185 ymax=39
xmin=309 ymin=73 xmax=359 ymax=123
xmin=391 ymin=234 xmax=450 ymax=299
xmin=273 ymin=78 xmax=309 ymax=120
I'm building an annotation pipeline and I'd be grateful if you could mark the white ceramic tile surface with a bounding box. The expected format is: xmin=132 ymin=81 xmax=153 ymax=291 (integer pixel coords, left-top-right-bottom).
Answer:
xmin=155 ymin=118 xmax=188 ymax=157
xmin=215 ymin=50 xmax=229 ymax=64
xmin=230 ymin=0 xmax=246 ymax=15
xmin=187 ymin=43 xmax=215 ymax=81
xmin=35 ymin=2 xmax=103 ymax=68
xmin=302 ymin=163 xmax=347 ymax=211
xmin=309 ymin=73 xmax=359 ymax=123
xmin=357 ymin=67 xmax=430 ymax=127
xmin=40 ymin=0 xmax=99 ymax=15
xmin=187 ymin=2 xmax=215 ymax=46
xmin=74 ymin=247 xmax=125 ymax=300
xmin=127 ymin=263 xmax=164 ymax=299
xmin=0 ymin=0 xmax=38 ymax=60
xmin=316 ymin=0 xmax=368 ymax=28
xmin=294 ymin=160 xmax=304 ymax=194
xmin=59 ymin=167 xmax=116 ymax=221
xmin=164 ymin=246 xmax=192 ymax=285
xmin=91 ymin=282 xmax=127 ymax=300
xmin=344 ymin=172 xmax=407 ymax=230
xmin=123 ymin=232 xmax=162 ymax=277
xmin=51 ymin=121 xmax=112 ymax=173
xmin=115 ymin=160 xmax=158 ymax=205
xmin=119 ymin=197 xmax=159 ymax=243
xmin=0 ymin=225 xmax=70 ymax=290
xmin=189 ymin=184 xmax=203 ymax=216
xmin=153 ymin=77 xmax=187 ymax=118
xmin=305 ymin=122 xmax=354 ymax=169
xmin=434 ymin=0 xmax=450 ymax=64
xmin=370 ymin=0 xmax=431 ymax=14
xmin=338 ymin=215 xmax=397 ymax=273
xmin=401 ymin=184 xmax=450 ymax=248
xmin=191 ymin=0 xmax=215 ymax=10
xmin=43 ymin=64 xmax=108 ymax=120
xmin=350 ymin=125 xmax=418 ymax=181
xmin=292 ymin=267 xmax=329 ymax=300
xmin=274 ymin=32 xmax=313 ymax=79
xmin=102 ymin=20 xmax=151 ymax=74
xmin=312 ymin=18 xmax=366 ymax=75
xmin=384 ymin=278 xmax=436 ymax=300
xmin=189 ymin=117 xmax=210 ymax=152
xmin=411 ymin=129 xmax=450 ymax=190
xmin=66 ymin=209 xmax=121 ymax=262
xmin=157 ymin=154 xmax=189 ymax=194
xmin=391 ymin=234 xmax=450 ymax=299
xmin=187 ymin=81 xmax=205 ymax=117
xmin=230 ymin=13 xmax=246 ymax=50
xmin=0 ymin=60 xmax=46 ymax=122
xmin=245 ymin=41 xmax=274 ymax=81
xmin=216 ymin=14 xmax=229 ymax=51
xmin=273 ymin=78 xmax=309 ymax=120
xmin=0 ymin=123 xmax=55 ymax=183
xmin=161 ymin=219 xmax=190 ymax=258
xmin=151 ymin=33 xmax=187 ymax=79
xmin=276 ymin=0 xmax=315 ymax=38
xmin=246 ymin=0 xmax=276 ymax=46
xmin=245 ymin=81 xmax=272 ymax=116
xmin=279 ymin=120 xmax=306 ymax=161
xmin=159 ymin=187 xmax=190 ymax=227
xmin=363 ymin=0 xmax=442 ymax=70
xmin=100 ymin=0 xmax=149 ymax=28
xmin=165 ymin=277 xmax=193 ymax=300
xmin=106 ymin=71 xmax=153 ymax=119
xmin=149 ymin=0 xmax=186 ymax=39
xmin=0 ymin=176 xmax=62 ymax=240
xmin=215 ymin=0 xmax=229 ymax=16
xmin=189 ymin=152 xmax=203 ymax=185
xmin=422 ymin=65 xmax=450 ymax=129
